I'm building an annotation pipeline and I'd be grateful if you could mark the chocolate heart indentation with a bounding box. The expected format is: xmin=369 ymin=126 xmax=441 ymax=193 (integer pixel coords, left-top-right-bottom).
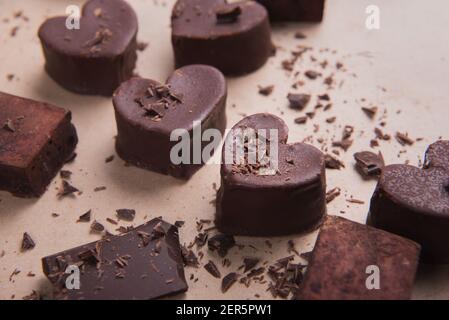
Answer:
xmin=171 ymin=0 xmax=273 ymax=76
xmin=38 ymin=0 xmax=138 ymax=96
xmin=368 ymin=140 xmax=449 ymax=263
xmin=216 ymin=113 xmax=326 ymax=236
xmin=113 ymin=65 xmax=227 ymax=179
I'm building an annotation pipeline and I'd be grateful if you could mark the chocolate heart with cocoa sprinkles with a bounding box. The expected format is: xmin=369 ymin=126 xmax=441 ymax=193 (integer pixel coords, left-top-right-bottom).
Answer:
xmin=171 ymin=0 xmax=273 ymax=76
xmin=38 ymin=0 xmax=138 ymax=96
xmin=113 ymin=65 xmax=227 ymax=180
xmin=368 ymin=140 xmax=449 ymax=263
xmin=216 ymin=113 xmax=326 ymax=236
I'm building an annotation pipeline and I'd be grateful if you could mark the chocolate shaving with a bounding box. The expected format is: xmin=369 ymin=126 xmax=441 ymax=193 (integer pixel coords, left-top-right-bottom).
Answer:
xmin=258 ymin=85 xmax=274 ymax=96
xmin=326 ymin=187 xmax=341 ymax=203
xmin=395 ymin=132 xmax=414 ymax=146
xmin=222 ymin=272 xmax=238 ymax=293
xmin=243 ymin=257 xmax=260 ymax=273
xmin=21 ymin=232 xmax=35 ymax=251
xmin=294 ymin=116 xmax=308 ymax=125
xmin=204 ymin=260 xmax=221 ymax=278
xmin=116 ymin=209 xmax=136 ymax=221
xmin=287 ymin=93 xmax=311 ymax=110
xmin=208 ymin=234 xmax=236 ymax=257
xmin=77 ymin=210 xmax=92 ymax=222
xmin=362 ymin=106 xmax=378 ymax=119
xmin=305 ymin=70 xmax=321 ymax=80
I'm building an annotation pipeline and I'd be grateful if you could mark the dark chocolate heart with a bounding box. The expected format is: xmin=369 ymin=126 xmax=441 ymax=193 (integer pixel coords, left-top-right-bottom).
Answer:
xmin=216 ymin=113 xmax=326 ymax=236
xmin=113 ymin=65 xmax=227 ymax=179
xmin=171 ymin=0 xmax=273 ymax=76
xmin=38 ymin=0 xmax=138 ymax=96
xmin=368 ymin=140 xmax=449 ymax=263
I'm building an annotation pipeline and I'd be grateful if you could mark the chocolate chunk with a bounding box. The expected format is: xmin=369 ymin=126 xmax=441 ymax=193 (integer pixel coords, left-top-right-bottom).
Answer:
xmin=116 ymin=209 xmax=136 ymax=221
xmin=77 ymin=210 xmax=92 ymax=222
xmin=216 ymin=5 xmax=242 ymax=24
xmin=368 ymin=141 xmax=449 ymax=263
xmin=38 ymin=0 xmax=138 ymax=96
xmin=113 ymin=65 xmax=227 ymax=179
xmin=353 ymin=151 xmax=384 ymax=178
xmin=324 ymin=154 xmax=344 ymax=170
xmin=361 ymin=106 xmax=378 ymax=119
xmin=42 ymin=218 xmax=188 ymax=300
xmin=222 ymin=272 xmax=238 ymax=293
xmin=181 ymin=246 xmax=199 ymax=267
xmin=204 ymin=260 xmax=221 ymax=278
xmin=216 ymin=114 xmax=326 ymax=236
xmin=90 ymin=221 xmax=105 ymax=233
xmin=296 ymin=216 xmax=420 ymax=300
xmin=58 ymin=180 xmax=79 ymax=198
xmin=243 ymin=257 xmax=260 ymax=273
xmin=21 ymin=232 xmax=36 ymax=251
xmin=287 ymin=93 xmax=311 ymax=110
xmin=172 ymin=0 xmax=273 ymax=75
xmin=258 ymin=85 xmax=274 ymax=96
xmin=208 ymin=234 xmax=236 ymax=257
xmin=0 ymin=92 xmax=78 ymax=198
xmin=257 ymin=0 xmax=326 ymax=22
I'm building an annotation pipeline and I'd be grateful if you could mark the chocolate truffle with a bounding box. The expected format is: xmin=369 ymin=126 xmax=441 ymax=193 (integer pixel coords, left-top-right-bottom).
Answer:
xmin=367 ymin=141 xmax=449 ymax=263
xmin=42 ymin=218 xmax=188 ymax=300
xmin=38 ymin=0 xmax=138 ymax=96
xmin=171 ymin=0 xmax=273 ymax=76
xmin=113 ymin=65 xmax=227 ymax=179
xmin=216 ymin=113 xmax=326 ymax=236
xmin=296 ymin=216 xmax=420 ymax=300
xmin=257 ymin=0 xmax=326 ymax=22
xmin=0 ymin=91 xmax=78 ymax=198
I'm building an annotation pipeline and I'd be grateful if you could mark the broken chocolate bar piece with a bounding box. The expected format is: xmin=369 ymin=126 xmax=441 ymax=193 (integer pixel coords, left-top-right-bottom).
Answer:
xmin=0 ymin=92 xmax=78 ymax=197
xmin=257 ymin=0 xmax=325 ymax=22
xmin=38 ymin=0 xmax=138 ymax=96
xmin=113 ymin=65 xmax=227 ymax=179
xmin=171 ymin=0 xmax=273 ymax=76
xmin=296 ymin=216 xmax=420 ymax=300
xmin=368 ymin=141 xmax=449 ymax=263
xmin=216 ymin=113 xmax=326 ymax=236
xmin=354 ymin=151 xmax=384 ymax=179
xmin=42 ymin=218 xmax=188 ymax=300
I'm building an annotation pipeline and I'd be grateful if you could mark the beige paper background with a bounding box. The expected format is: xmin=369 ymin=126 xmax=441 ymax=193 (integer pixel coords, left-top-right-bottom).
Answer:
xmin=0 ymin=0 xmax=448 ymax=300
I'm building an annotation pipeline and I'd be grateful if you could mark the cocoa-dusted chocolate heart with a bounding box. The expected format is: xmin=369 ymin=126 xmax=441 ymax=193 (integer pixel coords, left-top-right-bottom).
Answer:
xmin=113 ymin=65 xmax=227 ymax=179
xmin=171 ymin=0 xmax=273 ymax=76
xmin=38 ymin=0 xmax=138 ymax=96
xmin=368 ymin=140 xmax=449 ymax=263
xmin=215 ymin=113 xmax=326 ymax=236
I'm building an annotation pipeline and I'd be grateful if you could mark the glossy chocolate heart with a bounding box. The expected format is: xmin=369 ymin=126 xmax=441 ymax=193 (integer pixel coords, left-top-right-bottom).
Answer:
xmin=216 ymin=113 xmax=326 ymax=236
xmin=368 ymin=140 xmax=449 ymax=263
xmin=38 ymin=0 xmax=138 ymax=96
xmin=171 ymin=0 xmax=273 ymax=76
xmin=113 ymin=65 xmax=227 ymax=179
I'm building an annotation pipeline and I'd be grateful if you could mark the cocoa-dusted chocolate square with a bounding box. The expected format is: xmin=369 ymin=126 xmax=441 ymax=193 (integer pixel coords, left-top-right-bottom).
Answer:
xmin=296 ymin=216 xmax=420 ymax=300
xmin=0 ymin=91 xmax=78 ymax=197
xmin=257 ymin=0 xmax=325 ymax=22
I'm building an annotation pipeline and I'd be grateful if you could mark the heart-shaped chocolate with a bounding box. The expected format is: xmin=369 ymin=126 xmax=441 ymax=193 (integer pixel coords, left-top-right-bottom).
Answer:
xmin=171 ymin=0 xmax=273 ymax=76
xmin=113 ymin=65 xmax=227 ymax=179
xmin=215 ymin=113 xmax=326 ymax=236
xmin=368 ymin=140 xmax=449 ymax=263
xmin=38 ymin=0 xmax=138 ymax=96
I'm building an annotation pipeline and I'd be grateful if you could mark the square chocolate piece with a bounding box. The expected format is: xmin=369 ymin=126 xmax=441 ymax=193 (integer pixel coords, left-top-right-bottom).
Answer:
xmin=0 ymin=91 xmax=78 ymax=197
xmin=42 ymin=218 xmax=188 ymax=300
xmin=296 ymin=216 xmax=420 ymax=300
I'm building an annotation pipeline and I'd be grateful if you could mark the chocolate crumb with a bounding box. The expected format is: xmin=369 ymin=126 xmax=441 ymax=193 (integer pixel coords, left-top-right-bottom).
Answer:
xmin=354 ymin=151 xmax=385 ymax=178
xmin=58 ymin=180 xmax=79 ymax=198
xmin=208 ymin=234 xmax=236 ymax=257
xmin=294 ymin=116 xmax=308 ymax=125
xmin=325 ymin=154 xmax=345 ymax=170
xmin=326 ymin=187 xmax=341 ymax=203
xmin=258 ymin=85 xmax=274 ymax=96
xmin=395 ymin=132 xmax=414 ymax=146
xmin=77 ymin=210 xmax=92 ymax=222
xmin=116 ymin=209 xmax=136 ymax=221
xmin=90 ymin=221 xmax=105 ymax=233
xmin=105 ymin=155 xmax=114 ymax=163
xmin=287 ymin=93 xmax=311 ymax=110
xmin=305 ymin=70 xmax=321 ymax=80
xmin=362 ymin=106 xmax=378 ymax=119
xmin=243 ymin=257 xmax=260 ymax=273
